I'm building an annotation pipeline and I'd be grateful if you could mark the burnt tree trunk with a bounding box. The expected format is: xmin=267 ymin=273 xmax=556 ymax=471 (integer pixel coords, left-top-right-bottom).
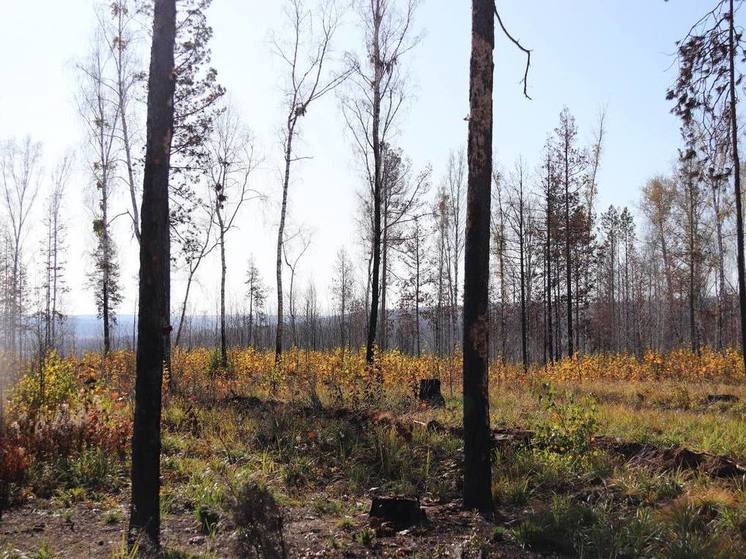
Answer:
xmin=129 ymin=0 xmax=177 ymax=552
xmin=366 ymin=1 xmax=383 ymax=368
xmin=463 ymin=0 xmax=494 ymax=515
xmin=728 ymin=0 xmax=746 ymax=372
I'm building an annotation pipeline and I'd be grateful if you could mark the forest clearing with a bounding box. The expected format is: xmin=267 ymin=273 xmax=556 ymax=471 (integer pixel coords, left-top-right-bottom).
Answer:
xmin=3 ymin=0 xmax=746 ymax=556
xmin=2 ymin=349 xmax=746 ymax=557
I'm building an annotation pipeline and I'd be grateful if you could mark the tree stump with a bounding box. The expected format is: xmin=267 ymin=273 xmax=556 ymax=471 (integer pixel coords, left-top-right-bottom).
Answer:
xmin=369 ymin=496 xmax=427 ymax=531
xmin=418 ymin=378 xmax=445 ymax=407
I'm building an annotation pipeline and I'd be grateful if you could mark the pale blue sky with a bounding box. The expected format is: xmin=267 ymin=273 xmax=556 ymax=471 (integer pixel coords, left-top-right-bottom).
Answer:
xmin=0 ymin=1 xmax=714 ymax=317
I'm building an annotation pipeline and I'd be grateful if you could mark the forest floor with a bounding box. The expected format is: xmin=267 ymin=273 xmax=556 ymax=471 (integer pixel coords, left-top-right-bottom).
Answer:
xmin=2 ymin=366 xmax=746 ymax=558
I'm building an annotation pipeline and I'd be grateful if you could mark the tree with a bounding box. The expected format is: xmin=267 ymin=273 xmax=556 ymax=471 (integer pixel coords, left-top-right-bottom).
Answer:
xmin=370 ymin=145 xmax=428 ymax=351
xmin=540 ymin=143 xmax=557 ymax=362
xmin=101 ymin=0 xmax=147 ymax=242
xmin=463 ymin=0 xmax=531 ymax=514
xmin=78 ymin=39 xmax=125 ymax=356
xmin=507 ymin=160 xmax=529 ymax=371
xmin=553 ymin=107 xmax=586 ymax=357
xmin=599 ymin=205 xmax=620 ymax=351
xmin=0 ymin=137 xmax=41 ymax=359
xmin=169 ymin=0 xmax=226 ymax=361
xmin=283 ymin=228 xmax=312 ymax=347
xmin=640 ymin=175 xmax=681 ymax=348
xmin=40 ymin=156 xmax=72 ymax=356
xmin=128 ymin=0 xmax=177 ymax=551
xmin=398 ymin=213 xmax=430 ymax=356
xmin=173 ymin=197 xmax=216 ymax=348
xmin=331 ymin=247 xmax=355 ymax=349
xmin=463 ymin=0 xmax=494 ymax=514
xmin=443 ymin=150 xmax=466 ymax=353
xmin=667 ymin=0 xmax=746 ymax=368
xmin=245 ymin=256 xmax=267 ymax=348
xmin=272 ymin=0 xmax=348 ymax=363
xmin=342 ymin=0 xmax=419 ymax=367
xmin=205 ymin=107 xmax=257 ymax=369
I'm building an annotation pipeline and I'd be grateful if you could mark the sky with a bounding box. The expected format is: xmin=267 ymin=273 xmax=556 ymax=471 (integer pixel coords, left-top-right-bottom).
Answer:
xmin=0 ymin=0 xmax=717 ymax=321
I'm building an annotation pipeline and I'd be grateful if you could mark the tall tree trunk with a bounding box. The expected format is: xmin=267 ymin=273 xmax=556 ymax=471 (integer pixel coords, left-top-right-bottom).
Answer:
xmin=563 ymin=135 xmax=574 ymax=357
xmin=463 ymin=0 xmax=494 ymax=515
xmin=219 ymin=217 xmax=227 ymax=368
xmin=728 ymin=0 xmax=746 ymax=371
xmin=518 ymin=175 xmax=527 ymax=372
xmin=712 ymin=181 xmax=727 ymax=349
xmin=102 ymin=180 xmax=112 ymax=356
xmin=275 ymin=120 xmax=295 ymax=364
xmin=545 ymin=161 xmax=554 ymax=364
xmin=174 ymin=268 xmax=196 ymax=347
xmin=129 ymin=0 xmax=176 ymax=551
xmin=380 ymin=216 xmax=388 ymax=351
xmin=365 ymin=1 xmax=383 ymax=367
xmin=415 ymin=218 xmax=421 ymax=357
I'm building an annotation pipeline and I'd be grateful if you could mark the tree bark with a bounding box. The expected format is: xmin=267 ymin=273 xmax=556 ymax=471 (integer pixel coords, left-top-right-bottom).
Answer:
xmin=563 ymin=129 xmax=574 ymax=357
xmin=463 ymin=0 xmax=494 ymax=515
xmin=128 ymin=0 xmax=176 ymax=551
xmin=728 ymin=0 xmax=746 ymax=371
xmin=275 ymin=120 xmax=296 ymax=364
xmin=365 ymin=1 xmax=383 ymax=367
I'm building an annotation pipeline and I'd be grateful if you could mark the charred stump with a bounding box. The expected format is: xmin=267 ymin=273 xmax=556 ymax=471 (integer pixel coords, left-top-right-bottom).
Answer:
xmin=369 ymin=496 xmax=427 ymax=532
xmin=418 ymin=379 xmax=445 ymax=407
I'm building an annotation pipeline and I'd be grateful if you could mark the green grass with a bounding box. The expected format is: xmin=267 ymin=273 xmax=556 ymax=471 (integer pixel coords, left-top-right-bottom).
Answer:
xmin=6 ymin=377 xmax=746 ymax=557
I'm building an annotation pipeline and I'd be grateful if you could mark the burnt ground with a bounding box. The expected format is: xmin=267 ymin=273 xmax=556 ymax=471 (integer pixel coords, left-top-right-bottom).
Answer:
xmin=0 ymin=495 xmax=539 ymax=558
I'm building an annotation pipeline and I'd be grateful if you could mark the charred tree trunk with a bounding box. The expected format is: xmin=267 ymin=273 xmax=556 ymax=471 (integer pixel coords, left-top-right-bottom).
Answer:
xmin=365 ymin=2 xmax=383 ymax=368
xmin=463 ymin=0 xmax=494 ymax=515
xmin=563 ymin=134 xmax=574 ymax=358
xmin=545 ymin=157 xmax=554 ymax=364
xmin=129 ymin=0 xmax=176 ymax=552
xmin=728 ymin=0 xmax=746 ymax=370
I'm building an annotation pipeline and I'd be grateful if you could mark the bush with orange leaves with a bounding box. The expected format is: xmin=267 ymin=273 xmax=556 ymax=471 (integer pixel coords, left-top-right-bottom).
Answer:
xmin=9 ymin=347 xmax=745 ymax=411
xmin=0 ymin=428 xmax=28 ymax=518
xmin=1 ymin=351 xmax=131 ymax=506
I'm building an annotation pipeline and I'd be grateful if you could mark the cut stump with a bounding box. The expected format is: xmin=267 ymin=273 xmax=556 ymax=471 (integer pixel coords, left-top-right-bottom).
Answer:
xmin=369 ymin=496 xmax=427 ymax=531
xmin=418 ymin=379 xmax=445 ymax=407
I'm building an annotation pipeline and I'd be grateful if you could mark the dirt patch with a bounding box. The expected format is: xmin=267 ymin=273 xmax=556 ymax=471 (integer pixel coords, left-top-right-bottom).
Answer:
xmin=0 ymin=497 xmax=537 ymax=558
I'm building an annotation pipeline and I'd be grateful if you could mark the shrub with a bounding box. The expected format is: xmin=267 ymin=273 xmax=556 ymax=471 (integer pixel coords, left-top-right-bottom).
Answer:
xmin=0 ymin=430 xmax=29 ymax=518
xmin=231 ymin=481 xmax=286 ymax=559
xmin=10 ymin=352 xmax=77 ymax=418
xmin=535 ymin=385 xmax=599 ymax=456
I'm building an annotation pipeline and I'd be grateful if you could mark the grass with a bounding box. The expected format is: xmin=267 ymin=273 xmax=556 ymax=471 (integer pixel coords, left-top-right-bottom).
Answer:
xmin=3 ymin=364 xmax=746 ymax=557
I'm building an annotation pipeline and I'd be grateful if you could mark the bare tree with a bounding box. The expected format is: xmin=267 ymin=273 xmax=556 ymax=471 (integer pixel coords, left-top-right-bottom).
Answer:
xmin=245 ymin=255 xmax=267 ymax=348
xmin=331 ymin=247 xmax=355 ymax=349
xmin=283 ymin=227 xmax=312 ymax=347
xmin=205 ymin=107 xmax=258 ymax=368
xmin=0 ymin=138 xmax=41 ymax=359
xmin=173 ymin=194 xmax=217 ymax=348
xmin=342 ymin=0 xmax=419 ymax=367
xmin=272 ymin=0 xmax=349 ymax=363
xmin=398 ymin=213 xmax=429 ymax=356
xmin=41 ymin=156 xmax=72 ymax=355
xmin=100 ymin=0 xmax=147 ymax=242
xmin=444 ymin=149 xmax=466 ymax=352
